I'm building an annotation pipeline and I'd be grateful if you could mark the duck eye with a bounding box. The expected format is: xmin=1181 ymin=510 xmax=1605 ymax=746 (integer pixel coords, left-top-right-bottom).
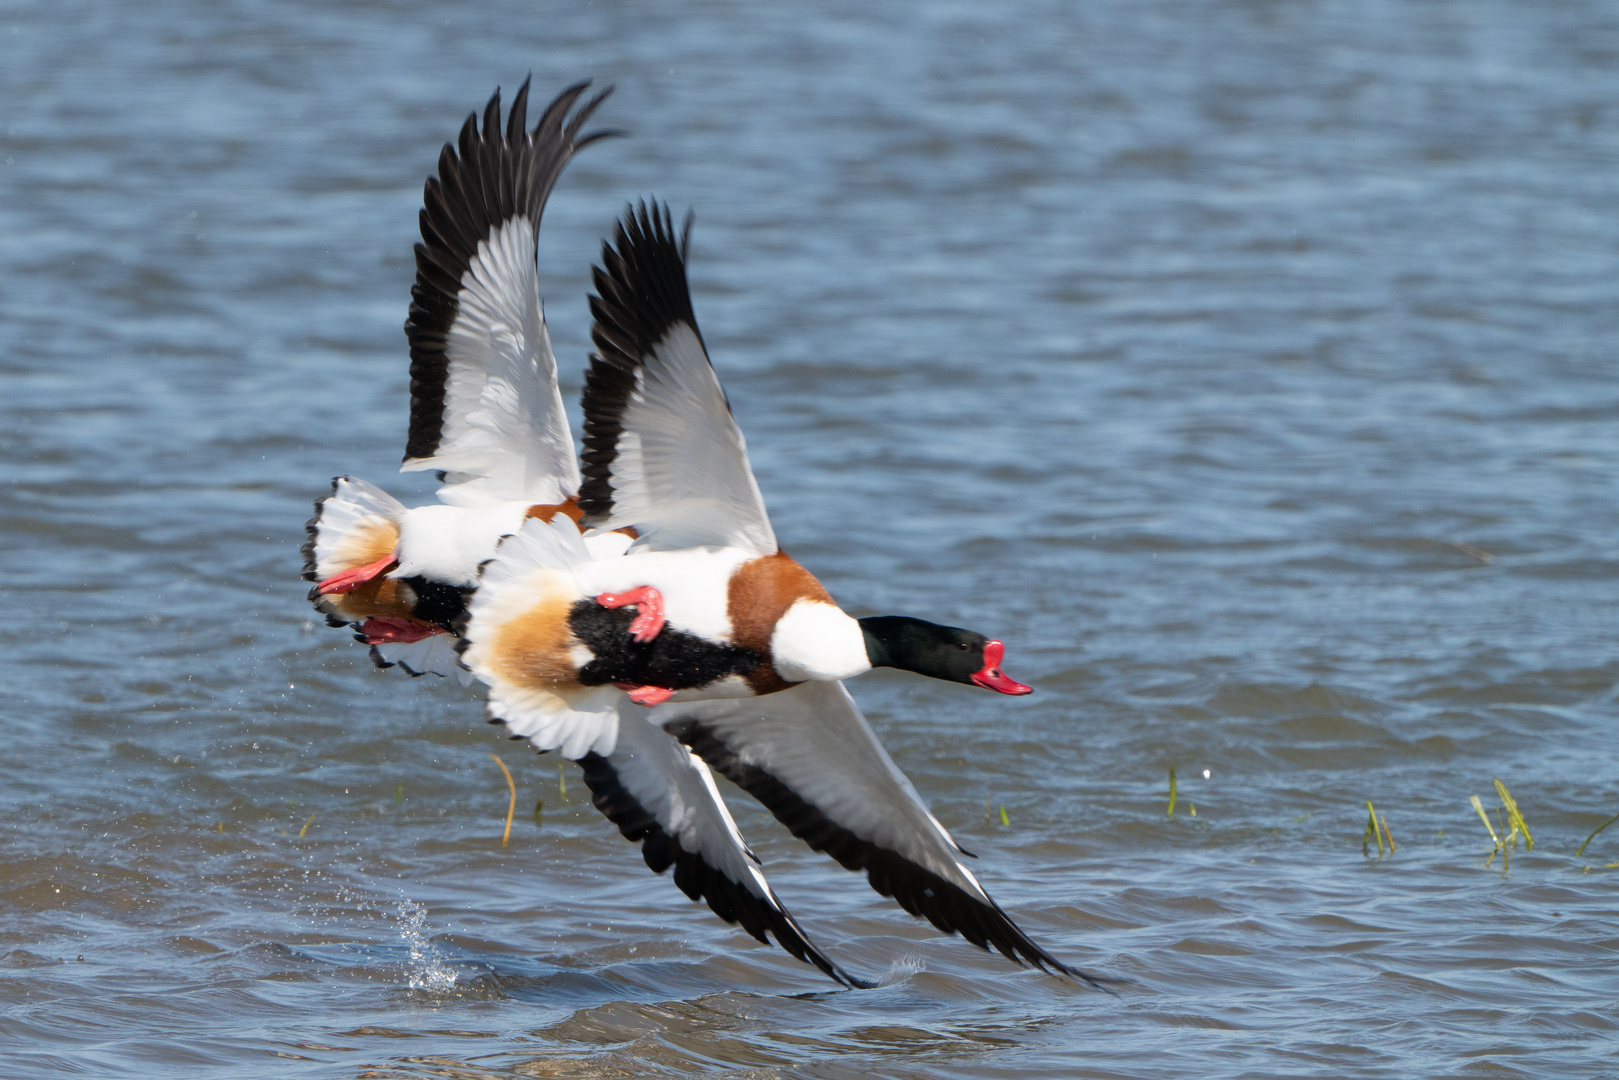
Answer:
xmin=957 ymin=642 xmax=971 ymax=650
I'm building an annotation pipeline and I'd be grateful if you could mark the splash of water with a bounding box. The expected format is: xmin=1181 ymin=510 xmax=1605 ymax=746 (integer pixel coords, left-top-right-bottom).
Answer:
xmin=394 ymin=898 xmax=458 ymax=992
xmin=879 ymin=954 xmax=926 ymax=987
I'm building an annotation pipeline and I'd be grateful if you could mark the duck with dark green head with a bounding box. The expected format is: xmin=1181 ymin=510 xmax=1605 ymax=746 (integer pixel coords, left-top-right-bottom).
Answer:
xmin=857 ymin=615 xmax=1032 ymax=694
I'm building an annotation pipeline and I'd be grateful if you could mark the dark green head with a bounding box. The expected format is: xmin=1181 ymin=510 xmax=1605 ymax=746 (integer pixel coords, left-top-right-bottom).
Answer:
xmin=858 ymin=616 xmax=1032 ymax=695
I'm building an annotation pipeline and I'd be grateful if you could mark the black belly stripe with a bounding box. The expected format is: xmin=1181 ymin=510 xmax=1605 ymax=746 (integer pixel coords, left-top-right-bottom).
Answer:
xmin=568 ymin=600 xmax=761 ymax=690
xmin=400 ymin=575 xmax=471 ymax=631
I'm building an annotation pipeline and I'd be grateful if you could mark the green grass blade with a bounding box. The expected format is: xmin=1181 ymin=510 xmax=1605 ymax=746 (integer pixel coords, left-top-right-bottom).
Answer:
xmin=1167 ymin=768 xmax=1177 ymax=818
xmin=1493 ymin=779 xmax=1532 ymax=851
xmin=1575 ymin=810 xmax=1619 ymax=857
xmin=1470 ymin=795 xmax=1500 ymax=844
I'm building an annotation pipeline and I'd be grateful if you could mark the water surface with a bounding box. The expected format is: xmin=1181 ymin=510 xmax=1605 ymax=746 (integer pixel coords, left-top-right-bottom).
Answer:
xmin=2 ymin=1 xmax=1618 ymax=1076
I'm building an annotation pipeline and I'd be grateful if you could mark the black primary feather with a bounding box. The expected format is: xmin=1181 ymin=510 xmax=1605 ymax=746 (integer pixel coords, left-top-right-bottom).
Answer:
xmin=575 ymin=750 xmax=874 ymax=988
xmin=665 ymin=718 xmax=1117 ymax=991
xmin=403 ymin=78 xmax=617 ymax=462
xmin=577 ymin=201 xmax=710 ymax=527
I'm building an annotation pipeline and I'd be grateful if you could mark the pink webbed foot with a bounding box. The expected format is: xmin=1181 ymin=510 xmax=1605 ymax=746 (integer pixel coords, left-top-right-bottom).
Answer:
xmin=613 ymin=682 xmax=675 ymax=707
xmin=318 ymin=555 xmax=397 ymax=595
xmin=595 ymin=586 xmax=666 ymax=643
xmin=359 ymin=616 xmax=445 ymax=645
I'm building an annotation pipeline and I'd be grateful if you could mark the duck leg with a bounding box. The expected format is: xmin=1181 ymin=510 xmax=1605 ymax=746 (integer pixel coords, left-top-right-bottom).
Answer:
xmin=359 ymin=616 xmax=445 ymax=644
xmin=613 ymin=682 xmax=675 ymax=707
xmin=594 ymin=586 xmax=666 ymax=643
xmin=317 ymin=555 xmax=398 ymax=596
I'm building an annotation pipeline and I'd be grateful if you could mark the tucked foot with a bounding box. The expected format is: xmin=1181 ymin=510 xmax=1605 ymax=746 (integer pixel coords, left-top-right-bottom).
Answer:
xmin=318 ymin=555 xmax=397 ymax=595
xmin=595 ymin=586 xmax=666 ymax=643
xmin=613 ymin=681 xmax=675 ymax=707
xmin=359 ymin=616 xmax=445 ymax=645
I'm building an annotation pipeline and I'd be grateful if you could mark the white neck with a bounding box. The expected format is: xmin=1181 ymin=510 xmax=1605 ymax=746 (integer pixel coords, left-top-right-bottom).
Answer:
xmin=770 ymin=600 xmax=872 ymax=682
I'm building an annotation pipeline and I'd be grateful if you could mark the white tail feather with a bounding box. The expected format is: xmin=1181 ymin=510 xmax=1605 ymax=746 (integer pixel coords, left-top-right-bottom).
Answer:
xmin=463 ymin=516 xmax=616 ymax=757
xmin=308 ymin=476 xmax=406 ymax=580
xmin=487 ymin=684 xmax=620 ymax=758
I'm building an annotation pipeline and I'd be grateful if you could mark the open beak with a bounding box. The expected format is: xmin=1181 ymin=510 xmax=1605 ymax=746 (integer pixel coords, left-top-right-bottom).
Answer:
xmin=969 ymin=640 xmax=1032 ymax=695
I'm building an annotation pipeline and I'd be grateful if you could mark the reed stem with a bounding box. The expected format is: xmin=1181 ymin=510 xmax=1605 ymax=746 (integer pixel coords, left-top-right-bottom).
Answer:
xmin=490 ymin=753 xmax=516 ymax=848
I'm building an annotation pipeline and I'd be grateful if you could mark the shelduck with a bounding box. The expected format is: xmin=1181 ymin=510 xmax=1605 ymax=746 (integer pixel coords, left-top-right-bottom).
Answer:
xmin=462 ymin=204 xmax=1031 ymax=731
xmin=301 ymin=80 xmax=630 ymax=681
xmin=301 ymin=82 xmax=868 ymax=986
xmin=460 ymin=203 xmax=1108 ymax=987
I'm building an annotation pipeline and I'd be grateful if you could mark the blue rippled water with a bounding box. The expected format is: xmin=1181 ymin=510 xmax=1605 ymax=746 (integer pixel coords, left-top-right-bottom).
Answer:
xmin=2 ymin=1 xmax=1617 ymax=1077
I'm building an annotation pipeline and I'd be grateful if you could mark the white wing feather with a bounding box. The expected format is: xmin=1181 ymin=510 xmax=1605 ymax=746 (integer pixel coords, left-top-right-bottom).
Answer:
xmin=401 ymin=217 xmax=580 ymax=508
xmin=597 ymin=323 xmax=776 ymax=553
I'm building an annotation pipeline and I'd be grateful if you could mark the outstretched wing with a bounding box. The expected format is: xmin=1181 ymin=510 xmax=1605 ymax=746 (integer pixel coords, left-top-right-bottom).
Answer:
xmin=577 ymin=202 xmax=777 ymax=554
xmin=576 ymin=709 xmax=873 ymax=988
xmin=402 ymin=79 xmax=615 ymax=508
xmin=653 ymin=680 xmax=1111 ymax=987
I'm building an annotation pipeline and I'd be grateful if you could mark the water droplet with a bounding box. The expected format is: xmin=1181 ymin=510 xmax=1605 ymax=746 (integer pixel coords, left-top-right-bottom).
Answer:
xmin=395 ymin=899 xmax=457 ymax=992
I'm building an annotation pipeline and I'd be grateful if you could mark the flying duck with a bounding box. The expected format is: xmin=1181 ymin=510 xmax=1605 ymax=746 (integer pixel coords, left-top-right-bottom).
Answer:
xmin=302 ymin=82 xmax=869 ymax=986
xmin=461 ymin=204 xmax=1031 ymax=734
xmin=301 ymin=80 xmax=631 ymax=681
xmin=458 ymin=202 xmax=1106 ymax=986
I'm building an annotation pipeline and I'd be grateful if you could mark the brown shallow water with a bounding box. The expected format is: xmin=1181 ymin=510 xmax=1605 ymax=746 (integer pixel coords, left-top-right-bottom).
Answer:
xmin=2 ymin=1 xmax=1618 ymax=1076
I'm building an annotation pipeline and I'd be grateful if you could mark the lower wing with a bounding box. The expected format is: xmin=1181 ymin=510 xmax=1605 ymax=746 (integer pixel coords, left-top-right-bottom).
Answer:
xmin=652 ymin=680 xmax=1112 ymax=988
xmin=573 ymin=706 xmax=873 ymax=988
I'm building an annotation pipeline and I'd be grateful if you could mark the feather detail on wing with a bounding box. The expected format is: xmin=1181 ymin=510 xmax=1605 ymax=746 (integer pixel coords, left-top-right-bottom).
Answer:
xmin=403 ymin=79 xmax=617 ymax=508
xmin=577 ymin=710 xmax=873 ymax=987
xmin=578 ymin=202 xmax=777 ymax=554
xmin=653 ymin=680 xmax=1112 ymax=988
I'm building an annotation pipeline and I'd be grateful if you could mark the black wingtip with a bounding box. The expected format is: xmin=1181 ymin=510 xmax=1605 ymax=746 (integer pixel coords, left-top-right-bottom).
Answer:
xmin=577 ymin=196 xmax=705 ymax=527
xmin=506 ymin=76 xmax=532 ymax=141
xmin=566 ymin=84 xmax=615 ymax=139
xmin=481 ymin=86 xmax=502 ymax=141
xmin=575 ymin=128 xmax=629 ymax=150
xmin=575 ymin=750 xmax=873 ymax=989
xmin=679 ymin=208 xmax=694 ymax=261
xmin=404 ymin=79 xmax=616 ymax=464
xmin=536 ymin=79 xmax=592 ymax=136
xmin=668 ymin=716 xmax=1119 ymax=991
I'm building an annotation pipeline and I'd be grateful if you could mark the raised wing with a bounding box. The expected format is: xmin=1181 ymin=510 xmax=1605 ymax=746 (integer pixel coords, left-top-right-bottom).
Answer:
xmin=578 ymin=202 xmax=777 ymax=554
xmin=654 ymin=680 xmax=1111 ymax=987
xmin=402 ymin=79 xmax=615 ymax=508
xmin=576 ymin=709 xmax=873 ymax=988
